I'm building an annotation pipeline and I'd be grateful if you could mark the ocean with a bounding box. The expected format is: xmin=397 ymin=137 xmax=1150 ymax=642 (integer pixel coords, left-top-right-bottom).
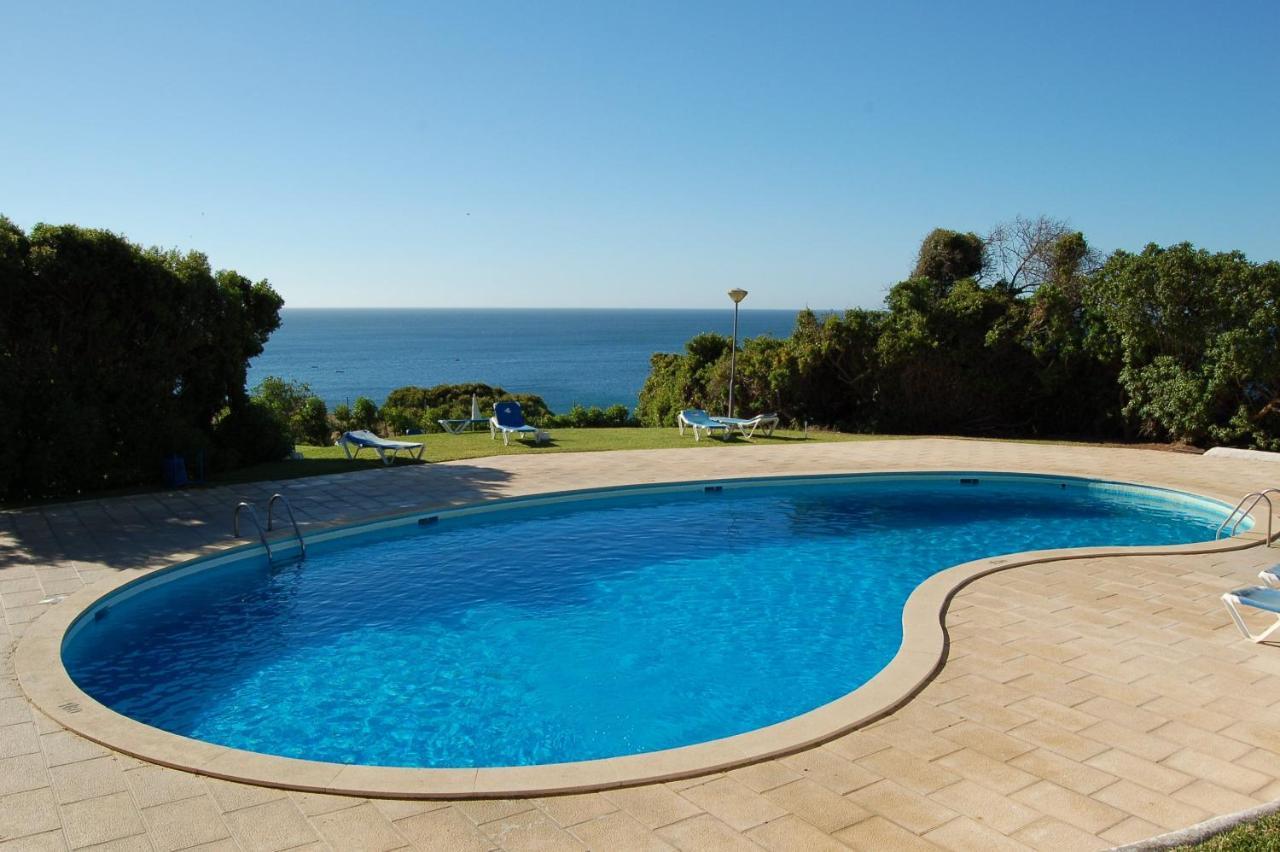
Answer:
xmin=247 ymin=308 xmax=804 ymax=414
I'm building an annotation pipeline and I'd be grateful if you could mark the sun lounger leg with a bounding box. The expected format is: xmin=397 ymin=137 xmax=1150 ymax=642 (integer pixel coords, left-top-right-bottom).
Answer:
xmin=1223 ymin=594 xmax=1280 ymax=642
xmin=1261 ymin=571 xmax=1280 ymax=588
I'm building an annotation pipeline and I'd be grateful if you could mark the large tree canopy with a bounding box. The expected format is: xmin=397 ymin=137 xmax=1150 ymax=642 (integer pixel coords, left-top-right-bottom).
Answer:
xmin=0 ymin=217 xmax=283 ymax=500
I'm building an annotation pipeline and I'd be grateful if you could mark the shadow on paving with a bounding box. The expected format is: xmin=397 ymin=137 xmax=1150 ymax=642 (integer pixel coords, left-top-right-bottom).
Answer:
xmin=0 ymin=462 xmax=516 ymax=572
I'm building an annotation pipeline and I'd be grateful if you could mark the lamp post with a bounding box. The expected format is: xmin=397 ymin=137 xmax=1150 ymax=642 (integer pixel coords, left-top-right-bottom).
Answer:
xmin=727 ymin=288 xmax=748 ymax=418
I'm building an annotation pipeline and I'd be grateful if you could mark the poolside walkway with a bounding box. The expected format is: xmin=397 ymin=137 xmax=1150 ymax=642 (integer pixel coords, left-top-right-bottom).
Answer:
xmin=4 ymin=438 xmax=1280 ymax=851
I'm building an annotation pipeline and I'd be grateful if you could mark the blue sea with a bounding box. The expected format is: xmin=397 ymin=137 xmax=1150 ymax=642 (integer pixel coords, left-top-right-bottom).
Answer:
xmin=247 ymin=308 xmax=804 ymax=413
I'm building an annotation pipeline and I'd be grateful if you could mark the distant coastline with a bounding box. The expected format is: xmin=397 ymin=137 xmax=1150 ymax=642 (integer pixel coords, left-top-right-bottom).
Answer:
xmin=248 ymin=307 xmax=809 ymax=413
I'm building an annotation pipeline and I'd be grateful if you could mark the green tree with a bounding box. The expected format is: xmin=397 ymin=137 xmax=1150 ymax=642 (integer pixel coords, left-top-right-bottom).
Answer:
xmin=352 ymin=397 xmax=379 ymax=430
xmin=912 ymin=228 xmax=985 ymax=289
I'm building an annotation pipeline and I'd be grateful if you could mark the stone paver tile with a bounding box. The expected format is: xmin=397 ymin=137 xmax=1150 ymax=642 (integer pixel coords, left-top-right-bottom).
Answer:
xmin=1163 ymin=748 xmax=1272 ymax=795
xmin=854 ymin=747 xmax=961 ymax=796
xmin=939 ymin=698 xmax=1033 ymax=732
xmin=936 ymin=722 xmax=1035 ymax=762
xmin=1150 ymin=720 xmax=1251 ymax=762
xmin=60 ymin=792 xmax=147 ymax=849
xmin=142 ymin=795 xmax=232 ymax=851
xmin=124 ymin=765 xmax=207 ymax=809
xmin=222 ymin=798 xmax=319 ymax=852
xmin=569 ymin=811 xmax=675 ymax=852
xmin=39 ymin=731 xmax=109 ymax=768
xmin=455 ymin=798 xmax=536 ymax=826
xmin=1006 ymin=697 xmax=1098 ymax=732
xmin=0 ymin=787 xmax=62 ymax=844
xmin=867 ymin=719 xmax=962 ymax=761
xmin=1092 ymin=779 xmax=1210 ymax=831
xmin=655 ymin=814 xmax=763 ymax=852
xmin=675 ymin=777 xmax=787 ymax=832
xmin=834 ymin=815 xmax=940 ymax=851
xmin=1011 ymin=817 xmax=1108 ymax=852
xmin=761 ymin=778 xmax=868 ymax=833
xmin=372 ymin=799 xmax=448 ymax=822
xmin=746 ymin=814 xmax=851 ymax=852
xmin=0 ymin=722 xmax=39 ymax=759
xmin=778 ymin=748 xmax=878 ymax=794
xmin=923 ymin=816 xmax=1034 ymax=852
xmin=1098 ymin=815 xmax=1166 ymax=846
xmin=394 ymin=807 xmax=491 ymax=852
xmin=1008 ymin=720 xmax=1107 ymax=762
xmin=1084 ymin=749 xmax=1193 ymax=795
xmin=0 ymin=829 xmax=66 ymax=851
xmin=290 ymin=790 xmax=365 ymax=817
xmin=934 ymin=748 xmax=1038 ymax=795
xmin=0 ymin=751 xmax=49 ymax=796
xmin=930 ymin=780 xmax=1040 ymax=835
xmin=48 ymin=757 xmax=130 ymax=805
xmin=202 ymin=777 xmax=287 ymax=814
xmin=604 ymin=785 xmax=703 ymax=830
xmin=845 ymin=778 xmax=957 ymax=834
xmin=479 ymin=808 xmax=587 ymax=852
xmin=1075 ymin=720 xmax=1179 ymax=762
xmin=1010 ymin=780 xmax=1125 ymax=834
xmin=822 ymin=730 xmax=891 ymax=763
xmin=726 ymin=760 xmax=802 ymax=793
xmin=1075 ymin=696 xmax=1166 ymax=733
xmin=311 ymin=802 xmax=406 ymax=851
xmin=1007 ymin=749 xmax=1115 ymax=796
xmin=1171 ymin=779 xmax=1265 ymax=815
xmin=533 ymin=793 xmax=618 ymax=828
xmin=0 ymin=697 xmax=32 ymax=727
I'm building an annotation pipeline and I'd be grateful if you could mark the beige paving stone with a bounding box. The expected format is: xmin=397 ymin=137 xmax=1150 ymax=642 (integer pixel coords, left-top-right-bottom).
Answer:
xmin=479 ymin=808 xmax=587 ymax=851
xmin=864 ymin=719 xmax=961 ymax=761
xmin=48 ymin=756 xmax=130 ymax=805
xmin=746 ymin=814 xmax=850 ymax=852
xmin=655 ymin=814 xmax=763 ymax=852
xmin=0 ymin=751 xmax=49 ymax=797
xmin=222 ymin=798 xmax=319 ymax=852
xmin=1009 ymin=780 xmax=1125 ymax=834
xmin=1008 ymin=720 xmax=1107 ymax=762
xmin=372 ymin=798 xmax=448 ymax=822
xmin=603 ymin=785 xmax=702 ymax=830
xmin=124 ymin=765 xmax=207 ymax=809
xmin=60 ymin=792 xmax=147 ymax=849
xmin=290 ymin=790 xmax=366 ymax=816
xmin=1015 ymin=747 xmax=1111 ymax=793
xmin=1075 ymin=719 xmax=1180 ymax=762
xmin=0 ymin=722 xmax=39 ymax=759
xmin=1150 ymin=720 xmax=1252 ymax=762
xmin=1092 ymin=779 xmax=1210 ymax=831
xmin=0 ymin=697 xmax=32 ymax=727
xmin=0 ymin=830 xmax=66 ymax=851
xmin=203 ymin=777 xmax=287 ymax=813
xmin=534 ymin=792 xmax=618 ymax=827
xmin=835 ymin=814 xmax=940 ymax=851
xmin=394 ymin=807 xmax=492 ymax=852
xmin=845 ymin=779 xmax=957 ymax=835
xmin=676 ymin=777 xmax=787 ymax=832
xmin=39 ymin=731 xmax=109 ymax=768
xmin=311 ymin=802 xmax=407 ymax=851
xmin=933 ymin=748 xmax=1038 ymax=795
xmin=854 ymin=748 xmax=961 ymax=796
xmin=0 ymin=787 xmax=62 ymax=844
xmin=142 ymin=795 xmax=232 ymax=851
xmin=1098 ymin=815 xmax=1167 ymax=846
xmin=937 ymin=722 xmax=1035 ymax=762
xmin=1170 ymin=779 xmax=1265 ymax=815
xmin=923 ymin=816 xmax=1034 ymax=852
xmin=1084 ymin=749 xmax=1194 ymax=795
xmin=455 ymin=798 xmax=537 ymax=826
xmin=1163 ymin=748 xmax=1272 ymax=795
xmin=725 ymin=760 xmax=803 ymax=793
xmin=1011 ymin=817 xmax=1108 ymax=852
xmin=569 ymin=811 xmax=676 ymax=852
xmin=930 ymin=780 xmax=1040 ymax=835
xmin=761 ymin=779 xmax=868 ymax=833
xmin=777 ymin=748 xmax=877 ymax=794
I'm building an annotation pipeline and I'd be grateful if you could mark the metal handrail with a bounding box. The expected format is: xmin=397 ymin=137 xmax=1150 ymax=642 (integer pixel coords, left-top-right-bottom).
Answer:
xmin=1217 ymin=490 xmax=1277 ymax=545
xmin=266 ymin=493 xmax=306 ymax=560
xmin=232 ymin=501 xmax=275 ymax=562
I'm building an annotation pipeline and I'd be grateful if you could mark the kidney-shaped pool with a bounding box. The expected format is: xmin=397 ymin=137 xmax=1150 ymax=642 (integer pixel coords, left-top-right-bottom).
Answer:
xmin=62 ymin=473 xmax=1237 ymax=769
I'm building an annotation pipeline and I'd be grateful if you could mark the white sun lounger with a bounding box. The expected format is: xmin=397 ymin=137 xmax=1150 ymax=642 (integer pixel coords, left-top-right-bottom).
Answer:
xmin=337 ymin=430 xmax=424 ymax=465
xmin=677 ymin=409 xmax=729 ymax=441
xmin=713 ymin=412 xmax=779 ymax=439
xmin=490 ymin=401 xmax=548 ymax=446
xmin=1222 ymin=585 xmax=1280 ymax=642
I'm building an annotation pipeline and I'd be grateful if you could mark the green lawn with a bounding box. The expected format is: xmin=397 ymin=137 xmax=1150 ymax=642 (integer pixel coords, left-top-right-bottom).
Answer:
xmin=213 ymin=426 xmax=894 ymax=484
xmin=1176 ymin=814 xmax=1280 ymax=851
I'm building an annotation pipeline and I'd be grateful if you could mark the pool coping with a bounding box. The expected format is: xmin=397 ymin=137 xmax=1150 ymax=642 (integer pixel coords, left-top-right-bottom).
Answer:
xmin=13 ymin=469 xmax=1272 ymax=799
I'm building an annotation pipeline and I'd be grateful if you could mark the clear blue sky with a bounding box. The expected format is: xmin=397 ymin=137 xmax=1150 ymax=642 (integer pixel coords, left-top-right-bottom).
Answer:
xmin=2 ymin=1 xmax=1276 ymax=310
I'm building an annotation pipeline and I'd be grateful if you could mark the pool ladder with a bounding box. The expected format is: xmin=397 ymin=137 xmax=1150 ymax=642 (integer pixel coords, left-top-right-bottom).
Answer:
xmin=1217 ymin=489 xmax=1279 ymax=545
xmin=233 ymin=493 xmax=306 ymax=563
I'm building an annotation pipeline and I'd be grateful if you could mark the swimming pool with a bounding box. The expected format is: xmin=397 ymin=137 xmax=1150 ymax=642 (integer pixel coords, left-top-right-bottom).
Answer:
xmin=61 ymin=473 xmax=1237 ymax=773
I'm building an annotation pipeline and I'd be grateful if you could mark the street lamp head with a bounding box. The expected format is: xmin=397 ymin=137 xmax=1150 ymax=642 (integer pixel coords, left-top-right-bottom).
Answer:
xmin=728 ymin=288 xmax=748 ymax=304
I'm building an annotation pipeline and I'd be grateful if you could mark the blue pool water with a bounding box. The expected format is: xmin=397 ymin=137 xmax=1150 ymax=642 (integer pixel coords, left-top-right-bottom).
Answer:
xmin=63 ymin=475 xmax=1233 ymax=768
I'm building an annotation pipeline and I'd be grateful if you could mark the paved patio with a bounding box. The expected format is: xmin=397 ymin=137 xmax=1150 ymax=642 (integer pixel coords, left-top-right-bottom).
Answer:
xmin=4 ymin=438 xmax=1280 ymax=851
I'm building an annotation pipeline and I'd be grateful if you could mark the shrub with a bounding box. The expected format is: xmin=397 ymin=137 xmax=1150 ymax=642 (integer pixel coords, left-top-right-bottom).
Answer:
xmin=212 ymin=400 xmax=294 ymax=469
xmin=352 ymin=397 xmax=379 ymax=430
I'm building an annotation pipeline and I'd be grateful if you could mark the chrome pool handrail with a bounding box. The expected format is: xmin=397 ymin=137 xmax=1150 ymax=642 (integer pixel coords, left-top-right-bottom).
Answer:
xmin=266 ymin=493 xmax=306 ymax=561
xmin=1217 ymin=490 xmax=1277 ymax=545
xmin=232 ymin=501 xmax=275 ymax=562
